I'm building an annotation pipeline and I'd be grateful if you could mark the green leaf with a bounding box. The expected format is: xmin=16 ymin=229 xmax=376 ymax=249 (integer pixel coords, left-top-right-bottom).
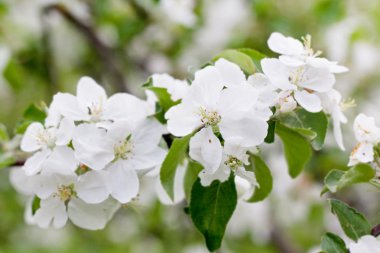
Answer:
xmin=0 ymin=123 xmax=9 ymax=142
xmin=324 ymin=164 xmax=375 ymax=193
xmin=213 ymin=49 xmax=256 ymax=74
xmin=329 ymin=199 xmax=371 ymax=241
xmin=190 ymin=175 xmax=237 ymax=252
xmin=184 ymin=160 xmax=203 ymax=201
xmin=236 ymin=48 xmax=266 ymax=72
xmin=15 ymin=104 xmax=47 ymax=134
xmin=143 ymin=77 xmax=179 ymax=123
xmin=264 ymin=120 xmax=276 ymax=143
xmin=321 ymin=232 xmax=348 ymax=253
xmin=160 ymin=134 xmax=193 ymax=200
xmin=279 ymin=108 xmax=328 ymax=150
xmin=31 ymin=196 xmax=41 ymax=215
xmin=246 ymin=154 xmax=273 ymax=202
xmin=275 ymin=123 xmax=312 ymax=178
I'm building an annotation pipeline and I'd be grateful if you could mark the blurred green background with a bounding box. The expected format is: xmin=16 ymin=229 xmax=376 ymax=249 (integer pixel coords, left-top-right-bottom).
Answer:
xmin=1 ymin=0 xmax=380 ymax=252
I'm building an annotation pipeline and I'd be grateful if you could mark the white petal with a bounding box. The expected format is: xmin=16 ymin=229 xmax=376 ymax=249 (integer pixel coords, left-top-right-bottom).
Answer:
xmin=152 ymin=73 xmax=189 ymax=101
xmin=218 ymin=85 xmax=258 ymax=120
xmin=300 ymin=67 xmax=335 ymax=92
xmin=128 ymin=147 xmax=167 ymax=171
xmin=33 ymin=197 xmax=68 ymax=229
xmin=267 ymin=32 xmax=304 ymax=56
xmin=76 ymin=171 xmax=109 ymax=204
xmin=261 ymin=58 xmax=295 ymax=90
xmin=23 ymin=149 xmax=51 ymax=176
xmin=220 ymin=117 xmax=268 ymax=147
xmin=235 ymin=167 xmax=257 ymax=186
xmin=51 ymin=93 xmax=88 ymax=121
xmin=104 ymin=93 xmax=153 ymax=122
xmin=348 ymin=142 xmax=374 ymax=166
xmin=132 ymin=119 xmax=166 ymax=151
xmin=348 ymin=235 xmax=380 ymax=253
xmin=353 ymin=114 xmax=380 ymax=143
xmin=189 ymin=66 xmax=224 ymax=108
xmin=9 ymin=167 xmax=35 ymax=195
xmin=214 ymin=58 xmax=246 ymax=86
xmin=55 ymin=117 xmax=75 ymax=146
xmin=189 ymin=128 xmax=222 ymax=173
xmin=72 ymin=124 xmax=114 ymax=170
xmin=76 ymin=76 xmax=107 ymax=109
xmin=21 ymin=122 xmax=44 ymax=152
xmin=165 ymin=103 xmax=201 ymax=137
xmin=332 ymin=109 xmax=345 ymax=150
xmin=41 ymin=146 xmax=78 ymax=175
xmin=107 ymin=161 xmax=139 ymax=204
xmin=294 ymin=90 xmax=322 ymax=113
xmin=34 ymin=173 xmax=76 ymax=199
xmin=279 ymin=55 xmax=305 ymax=66
xmin=199 ymin=166 xmax=230 ymax=186
xmin=68 ymin=198 xmax=120 ymax=230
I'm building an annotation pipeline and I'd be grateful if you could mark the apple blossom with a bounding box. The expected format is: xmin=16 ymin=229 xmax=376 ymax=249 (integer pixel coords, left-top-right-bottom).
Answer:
xmin=349 ymin=113 xmax=380 ymax=166
xmin=348 ymin=235 xmax=380 ymax=253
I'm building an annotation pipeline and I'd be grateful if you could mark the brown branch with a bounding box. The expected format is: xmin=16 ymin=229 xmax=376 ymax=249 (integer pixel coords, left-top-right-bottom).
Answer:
xmin=42 ymin=3 xmax=129 ymax=93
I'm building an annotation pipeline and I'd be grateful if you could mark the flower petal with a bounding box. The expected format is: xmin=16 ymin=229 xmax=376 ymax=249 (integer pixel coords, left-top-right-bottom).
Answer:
xmin=189 ymin=127 xmax=222 ymax=173
xmin=76 ymin=171 xmax=109 ymax=204
xmin=72 ymin=124 xmax=114 ymax=170
xmin=214 ymin=58 xmax=246 ymax=87
xmin=267 ymin=32 xmax=304 ymax=56
xmin=51 ymin=92 xmax=88 ymax=121
xmin=199 ymin=166 xmax=230 ymax=186
xmin=23 ymin=149 xmax=51 ymax=176
xmin=261 ymin=58 xmax=295 ymax=90
xmin=33 ymin=197 xmax=68 ymax=229
xmin=294 ymin=90 xmax=322 ymax=113
xmin=68 ymin=198 xmax=120 ymax=230
xmin=76 ymin=76 xmax=107 ymax=109
xmin=41 ymin=146 xmax=78 ymax=175
xmin=21 ymin=122 xmax=44 ymax=152
xmin=165 ymin=103 xmax=201 ymax=137
xmin=107 ymin=161 xmax=139 ymax=204
xmin=55 ymin=117 xmax=75 ymax=146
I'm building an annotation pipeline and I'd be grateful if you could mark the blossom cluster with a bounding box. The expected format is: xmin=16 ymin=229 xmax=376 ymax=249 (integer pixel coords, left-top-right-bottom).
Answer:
xmin=11 ymin=32 xmax=350 ymax=231
xmin=11 ymin=77 xmax=166 ymax=230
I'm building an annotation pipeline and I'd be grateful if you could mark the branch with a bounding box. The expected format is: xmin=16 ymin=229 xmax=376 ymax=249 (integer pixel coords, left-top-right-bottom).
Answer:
xmin=42 ymin=4 xmax=129 ymax=93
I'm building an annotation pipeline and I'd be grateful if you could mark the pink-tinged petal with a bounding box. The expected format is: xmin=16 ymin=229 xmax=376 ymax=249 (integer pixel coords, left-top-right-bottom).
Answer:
xmin=21 ymin=122 xmax=44 ymax=152
xmin=214 ymin=58 xmax=246 ymax=87
xmin=76 ymin=76 xmax=107 ymax=109
xmin=68 ymin=198 xmax=120 ymax=230
xmin=165 ymin=103 xmax=201 ymax=137
xmin=189 ymin=127 xmax=222 ymax=173
xmin=76 ymin=171 xmax=109 ymax=204
xmin=267 ymin=32 xmax=304 ymax=56
xmin=23 ymin=149 xmax=51 ymax=176
xmin=294 ymin=90 xmax=322 ymax=113
xmin=107 ymin=161 xmax=139 ymax=204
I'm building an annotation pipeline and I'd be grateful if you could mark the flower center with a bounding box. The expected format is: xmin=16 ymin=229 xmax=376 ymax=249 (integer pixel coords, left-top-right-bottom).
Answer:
xmin=200 ymin=107 xmax=221 ymax=127
xmin=35 ymin=129 xmax=56 ymax=149
xmin=301 ymin=34 xmax=322 ymax=57
xmin=288 ymin=66 xmax=308 ymax=86
xmin=88 ymin=97 xmax=104 ymax=122
xmin=55 ymin=184 xmax=75 ymax=202
xmin=114 ymin=136 xmax=134 ymax=160
xmin=224 ymin=155 xmax=243 ymax=171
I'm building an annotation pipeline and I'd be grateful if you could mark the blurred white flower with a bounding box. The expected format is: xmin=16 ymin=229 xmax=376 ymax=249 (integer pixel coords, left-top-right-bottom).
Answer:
xmin=348 ymin=235 xmax=380 ymax=253
xmin=349 ymin=113 xmax=380 ymax=166
xmin=160 ymin=0 xmax=196 ymax=27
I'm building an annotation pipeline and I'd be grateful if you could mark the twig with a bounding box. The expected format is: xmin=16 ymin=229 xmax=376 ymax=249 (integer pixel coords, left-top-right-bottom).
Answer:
xmin=42 ymin=4 xmax=129 ymax=93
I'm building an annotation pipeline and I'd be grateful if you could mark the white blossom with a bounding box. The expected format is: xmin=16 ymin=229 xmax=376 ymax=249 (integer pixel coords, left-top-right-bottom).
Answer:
xmin=349 ymin=114 xmax=380 ymax=166
xmin=348 ymin=235 xmax=380 ymax=253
